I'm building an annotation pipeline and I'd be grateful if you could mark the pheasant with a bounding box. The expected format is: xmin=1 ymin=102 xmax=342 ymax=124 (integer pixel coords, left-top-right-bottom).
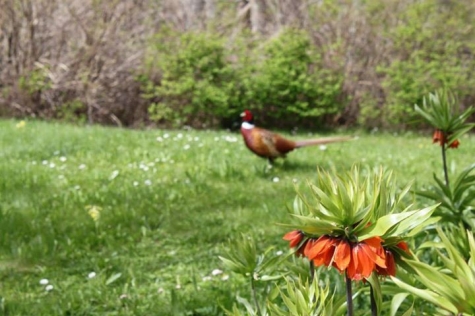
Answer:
xmin=240 ymin=109 xmax=352 ymax=163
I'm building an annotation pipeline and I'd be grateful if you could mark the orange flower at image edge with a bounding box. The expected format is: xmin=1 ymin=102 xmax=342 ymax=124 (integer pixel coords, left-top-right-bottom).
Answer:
xmin=432 ymin=129 xmax=460 ymax=148
xmin=283 ymin=231 xmax=410 ymax=281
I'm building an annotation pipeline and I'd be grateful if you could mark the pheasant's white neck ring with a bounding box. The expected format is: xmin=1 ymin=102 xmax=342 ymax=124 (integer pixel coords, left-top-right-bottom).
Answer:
xmin=241 ymin=122 xmax=254 ymax=129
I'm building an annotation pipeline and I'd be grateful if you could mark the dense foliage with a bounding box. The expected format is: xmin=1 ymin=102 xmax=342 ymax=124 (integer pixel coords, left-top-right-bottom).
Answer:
xmin=1 ymin=0 xmax=474 ymax=129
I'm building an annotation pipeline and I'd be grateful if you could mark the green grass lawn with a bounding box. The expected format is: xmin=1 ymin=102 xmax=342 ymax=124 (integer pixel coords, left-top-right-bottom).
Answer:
xmin=0 ymin=119 xmax=474 ymax=315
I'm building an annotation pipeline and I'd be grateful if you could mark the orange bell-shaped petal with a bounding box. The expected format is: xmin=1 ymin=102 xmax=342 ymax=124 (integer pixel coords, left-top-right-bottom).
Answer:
xmin=283 ymin=230 xmax=304 ymax=248
xmin=432 ymin=129 xmax=444 ymax=145
xmin=362 ymin=236 xmax=383 ymax=249
xmin=347 ymin=244 xmax=374 ymax=280
xmin=305 ymin=235 xmax=334 ymax=261
xmin=333 ymin=239 xmax=351 ymax=271
xmin=376 ymin=250 xmax=397 ymax=277
xmin=396 ymin=241 xmax=410 ymax=253
xmin=449 ymin=139 xmax=460 ymax=149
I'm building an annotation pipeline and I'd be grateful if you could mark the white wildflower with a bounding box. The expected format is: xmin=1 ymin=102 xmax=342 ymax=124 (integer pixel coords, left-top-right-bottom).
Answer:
xmin=45 ymin=285 xmax=54 ymax=291
xmin=39 ymin=279 xmax=49 ymax=285
xmin=88 ymin=272 xmax=97 ymax=279
xmin=211 ymin=269 xmax=223 ymax=276
xmin=144 ymin=179 xmax=152 ymax=186
xmin=109 ymin=170 xmax=119 ymax=180
xmin=272 ymin=177 xmax=280 ymax=183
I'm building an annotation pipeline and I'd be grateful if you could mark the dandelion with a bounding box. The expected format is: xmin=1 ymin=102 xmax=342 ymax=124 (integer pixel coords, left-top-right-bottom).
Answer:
xmin=88 ymin=272 xmax=97 ymax=279
xmin=45 ymin=284 xmax=54 ymax=291
xmin=39 ymin=279 xmax=49 ymax=285
xmin=86 ymin=205 xmax=101 ymax=222
xmin=16 ymin=120 xmax=26 ymax=128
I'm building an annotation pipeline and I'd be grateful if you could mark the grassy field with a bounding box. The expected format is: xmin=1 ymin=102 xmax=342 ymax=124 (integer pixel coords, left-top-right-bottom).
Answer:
xmin=0 ymin=119 xmax=474 ymax=315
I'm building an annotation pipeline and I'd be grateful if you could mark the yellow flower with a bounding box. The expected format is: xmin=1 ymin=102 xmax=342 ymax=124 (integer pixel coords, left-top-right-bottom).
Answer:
xmin=16 ymin=120 xmax=26 ymax=128
xmin=86 ymin=205 xmax=101 ymax=222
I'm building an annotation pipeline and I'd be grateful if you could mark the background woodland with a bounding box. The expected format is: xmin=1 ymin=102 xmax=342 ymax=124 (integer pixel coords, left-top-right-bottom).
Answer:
xmin=1 ymin=0 xmax=475 ymax=129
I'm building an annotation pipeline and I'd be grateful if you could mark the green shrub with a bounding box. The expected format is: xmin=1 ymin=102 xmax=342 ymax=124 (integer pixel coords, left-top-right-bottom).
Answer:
xmin=243 ymin=28 xmax=345 ymax=124
xmin=141 ymin=29 xmax=235 ymax=128
xmin=379 ymin=0 xmax=475 ymax=127
xmin=18 ymin=65 xmax=52 ymax=95
xmin=140 ymin=27 xmax=345 ymax=129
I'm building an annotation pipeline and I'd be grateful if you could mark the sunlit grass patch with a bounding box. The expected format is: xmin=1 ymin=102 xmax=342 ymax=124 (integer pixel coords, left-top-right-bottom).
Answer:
xmin=0 ymin=119 xmax=474 ymax=315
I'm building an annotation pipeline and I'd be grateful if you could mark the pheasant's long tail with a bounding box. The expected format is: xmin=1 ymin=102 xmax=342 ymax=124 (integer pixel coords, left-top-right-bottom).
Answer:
xmin=295 ymin=136 xmax=354 ymax=148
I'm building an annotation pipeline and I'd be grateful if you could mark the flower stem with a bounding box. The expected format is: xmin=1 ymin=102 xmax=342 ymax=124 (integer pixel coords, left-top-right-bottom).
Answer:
xmin=250 ymin=275 xmax=262 ymax=316
xmin=345 ymin=271 xmax=354 ymax=316
xmin=309 ymin=260 xmax=315 ymax=284
xmin=370 ymin=284 xmax=377 ymax=316
xmin=441 ymin=141 xmax=450 ymax=187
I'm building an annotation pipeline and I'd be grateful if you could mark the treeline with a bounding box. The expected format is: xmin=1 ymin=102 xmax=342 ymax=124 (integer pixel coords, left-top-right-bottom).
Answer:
xmin=1 ymin=0 xmax=474 ymax=129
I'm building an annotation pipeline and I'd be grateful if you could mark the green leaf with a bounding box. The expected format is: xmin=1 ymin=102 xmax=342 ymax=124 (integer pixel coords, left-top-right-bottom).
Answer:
xmin=105 ymin=273 xmax=122 ymax=286
xmin=367 ymin=273 xmax=382 ymax=315
xmin=390 ymin=277 xmax=458 ymax=314
xmin=358 ymin=205 xmax=437 ymax=240
xmin=390 ymin=293 xmax=410 ymax=316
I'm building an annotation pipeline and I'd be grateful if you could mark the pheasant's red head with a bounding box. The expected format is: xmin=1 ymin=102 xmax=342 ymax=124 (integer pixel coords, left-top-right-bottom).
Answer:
xmin=240 ymin=110 xmax=253 ymax=122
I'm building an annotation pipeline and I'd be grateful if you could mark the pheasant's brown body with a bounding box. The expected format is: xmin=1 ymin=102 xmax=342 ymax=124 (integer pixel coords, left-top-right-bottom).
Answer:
xmin=240 ymin=110 xmax=352 ymax=162
xmin=241 ymin=127 xmax=296 ymax=160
